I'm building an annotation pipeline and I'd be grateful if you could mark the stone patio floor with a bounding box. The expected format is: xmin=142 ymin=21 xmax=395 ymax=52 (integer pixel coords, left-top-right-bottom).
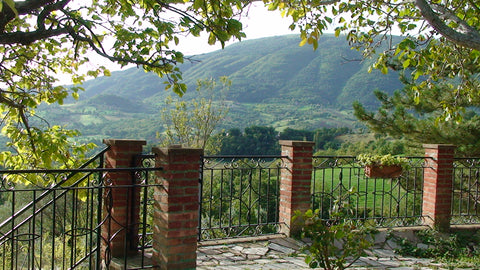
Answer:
xmin=196 ymin=235 xmax=456 ymax=270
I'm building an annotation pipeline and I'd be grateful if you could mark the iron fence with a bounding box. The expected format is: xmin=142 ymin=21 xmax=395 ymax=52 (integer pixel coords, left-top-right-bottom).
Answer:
xmin=452 ymin=157 xmax=480 ymax=224
xmin=3 ymin=150 xmax=480 ymax=268
xmin=199 ymin=155 xmax=285 ymax=241
xmin=0 ymin=151 xmax=161 ymax=270
xmin=312 ymin=156 xmax=426 ymax=227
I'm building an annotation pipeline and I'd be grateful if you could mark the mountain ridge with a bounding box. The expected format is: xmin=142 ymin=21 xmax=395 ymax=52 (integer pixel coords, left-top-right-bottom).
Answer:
xmin=43 ymin=34 xmax=404 ymax=144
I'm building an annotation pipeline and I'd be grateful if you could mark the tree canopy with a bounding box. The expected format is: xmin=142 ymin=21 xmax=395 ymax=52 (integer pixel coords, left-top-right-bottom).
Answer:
xmin=266 ymin=0 xmax=480 ymax=121
xmin=2 ymin=0 xmax=480 ymax=171
xmin=160 ymin=77 xmax=230 ymax=155
xmin=0 ymin=0 xmax=245 ymax=170
xmin=353 ymin=84 xmax=480 ymax=156
xmin=264 ymin=0 xmax=480 ymax=154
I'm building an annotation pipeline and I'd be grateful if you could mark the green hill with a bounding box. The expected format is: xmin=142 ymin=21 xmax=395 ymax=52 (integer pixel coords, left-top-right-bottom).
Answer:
xmin=42 ymin=34 xmax=404 ymax=145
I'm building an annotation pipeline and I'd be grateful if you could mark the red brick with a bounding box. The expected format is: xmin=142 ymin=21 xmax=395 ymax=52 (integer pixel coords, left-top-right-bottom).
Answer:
xmin=422 ymin=144 xmax=456 ymax=231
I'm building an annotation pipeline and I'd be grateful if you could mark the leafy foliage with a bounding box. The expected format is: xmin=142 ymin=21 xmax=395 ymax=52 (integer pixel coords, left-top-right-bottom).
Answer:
xmin=392 ymin=229 xmax=480 ymax=267
xmin=293 ymin=190 xmax=375 ymax=270
xmin=8 ymin=35 xmax=403 ymax=153
xmin=159 ymin=77 xmax=230 ymax=154
xmin=217 ymin=126 xmax=280 ymax=155
xmin=353 ymin=85 xmax=480 ymax=156
xmin=265 ymin=0 xmax=480 ymax=121
xmin=356 ymin=154 xmax=409 ymax=168
xmin=0 ymin=0 xmax=245 ymax=175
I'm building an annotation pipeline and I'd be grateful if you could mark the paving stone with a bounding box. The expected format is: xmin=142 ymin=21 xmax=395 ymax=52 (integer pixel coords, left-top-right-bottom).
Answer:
xmin=229 ymin=256 xmax=247 ymax=262
xmin=199 ymin=260 xmax=218 ymax=266
xmin=376 ymin=258 xmax=402 ymax=267
xmin=386 ymin=239 xmax=401 ymax=250
xmin=243 ymin=247 xmax=269 ymax=256
xmin=247 ymin=254 xmax=262 ymax=260
xmin=268 ymin=242 xmax=296 ymax=254
xmin=210 ymin=254 xmax=230 ymax=261
xmin=266 ymin=253 xmax=282 ymax=259
xmin=200 ymin=248 xmax=222 ymax=255
xmin=195 ymin=237 xmax=452 ymax=269
xmin=253 ymin=258 xmax=274 ymax=264
xmin=266 ymin=263 xmax=295 ymax=269
xmin=363 ymin=249 xmax=376 ymax=257
xmin=376 ymin=231 xmax=388 ymax=243
xmin=357 ymin=257 xmax=387 ymax=267
xmin=222 ymin=252 xmax=236 ymax=257
xmin=197 ymin=254 xmax=209 ymax=260
xmin=232 ymin=245 xmax=244 ymax=252
xmin=270 ymin=237 xmax=303 ymax=250
xmin=287 ymin=257 xmax=309 ymax=267
xmin=416 ymin=243 xmax=429 ymax=249
xmin=372 ymin=248 xmax=396 ymax=257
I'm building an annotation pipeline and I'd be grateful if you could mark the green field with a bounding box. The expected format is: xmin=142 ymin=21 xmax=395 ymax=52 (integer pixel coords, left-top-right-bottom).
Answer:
xmin=311 ymin=166 xmax=423 ymax=224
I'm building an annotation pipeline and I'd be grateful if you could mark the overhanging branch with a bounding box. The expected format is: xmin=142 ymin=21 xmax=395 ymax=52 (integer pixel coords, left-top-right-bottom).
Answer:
xmin=0 ymin=28 xmax=70 ymax=45
xmin=415 ymin=0 xmax=480 ymax=50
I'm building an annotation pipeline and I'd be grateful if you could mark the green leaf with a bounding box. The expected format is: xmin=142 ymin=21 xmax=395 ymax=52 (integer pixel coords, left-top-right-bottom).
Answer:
xmin=193 ymin=0 xmax=203 ymax=9
xmin=299 ymin=38 xmax=307 ymax=47
xmin=268 ymin=2 xmax=279 ymax=11
xmin=208 ymin=32 xmax=216 ymax=45
xmin=381 ymin=65 xmax=388 ymax=74
xmin=335 ymin=28 xmax=341 ymax=37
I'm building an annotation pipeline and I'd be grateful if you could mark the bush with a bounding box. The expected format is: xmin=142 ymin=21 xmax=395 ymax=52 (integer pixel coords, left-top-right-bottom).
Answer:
xmin=293 ymin=190 xmax=375 ymax=269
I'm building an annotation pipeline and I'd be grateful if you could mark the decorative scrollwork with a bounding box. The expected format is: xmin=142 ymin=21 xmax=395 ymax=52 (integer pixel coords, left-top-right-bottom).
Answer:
xmin=0 ymin=174 xmax=15 ymax=191
xmin=4 ymin=232 xmax=41 ymax=242
xmin=64 ymin=227 xmax=96 ymax=238
xmin=454 ymin=158 xmax=480 ymax=168
xmin=313 ymin=156 xmax=358 ymax=169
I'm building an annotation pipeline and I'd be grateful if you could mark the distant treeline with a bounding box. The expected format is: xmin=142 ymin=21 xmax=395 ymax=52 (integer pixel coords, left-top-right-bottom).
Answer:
xmin=214 ymin=126 xmax=350 ymax=155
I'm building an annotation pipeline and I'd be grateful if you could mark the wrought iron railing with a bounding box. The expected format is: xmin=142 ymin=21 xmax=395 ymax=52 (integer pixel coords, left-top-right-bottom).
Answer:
xmin=199 ymin=155 xmax=285 ymax=241
xmin=452 ymin=157 xmax=480 ymax=224
xmin=0 ymin=151 xmax=161 ymax=270
xmin=3 ymin=149 xmax=480 ymax=268
xmin=312 ymin=156 xmax=426 ymax=227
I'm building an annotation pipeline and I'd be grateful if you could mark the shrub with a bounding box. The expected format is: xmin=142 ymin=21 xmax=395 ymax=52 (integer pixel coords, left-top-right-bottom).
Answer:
xmin=293 ymin=190 xmax=375 ymax=269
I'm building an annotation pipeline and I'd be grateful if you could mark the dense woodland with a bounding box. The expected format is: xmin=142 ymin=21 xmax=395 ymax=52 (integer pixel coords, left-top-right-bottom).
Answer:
xmin=211 ymin=126 xmax=418 ymax=156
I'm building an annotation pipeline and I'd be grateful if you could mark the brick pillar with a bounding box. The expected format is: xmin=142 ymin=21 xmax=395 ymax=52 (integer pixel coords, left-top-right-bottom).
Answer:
xmin=152 ymin=145 xmax=203 ymax=270
xmin=278 ymin=140 xmax=315 ymax=237
xmin=422 ymin=144 xmax=456 ymax=232
xmin=102 ymin=139 xmax=146 ymax=258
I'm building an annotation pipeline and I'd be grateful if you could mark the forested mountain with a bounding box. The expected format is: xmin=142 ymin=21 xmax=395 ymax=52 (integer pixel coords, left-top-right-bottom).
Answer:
xmin=38 ymin=34 xmax=404 ymax=146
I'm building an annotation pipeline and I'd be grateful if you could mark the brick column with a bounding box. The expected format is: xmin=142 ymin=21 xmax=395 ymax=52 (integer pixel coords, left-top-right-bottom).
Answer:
xmin=278 ymin=140 xmax=315 ymax=237
xmin=422 ymin=144 xmax=456 ymax=232
xmin=152 ymin=145 xmax=203 ymax=270
xmin=102 ymin=139 xmax=146 ymax=258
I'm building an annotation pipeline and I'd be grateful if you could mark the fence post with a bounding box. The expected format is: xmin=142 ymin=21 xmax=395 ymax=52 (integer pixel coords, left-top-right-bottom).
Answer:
xmin=278 ymin=140 xmax=315 ymax=237
xmin=422 ymin=144 xmax=456 ymax=232
xmin=151 ymin=145 xmax=203 ymax=270
xmin=102 ymin=139 xmax=146 ymax=258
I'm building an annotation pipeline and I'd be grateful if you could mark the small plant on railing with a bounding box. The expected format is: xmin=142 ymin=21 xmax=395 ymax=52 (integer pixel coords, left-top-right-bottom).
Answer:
xmin=356 ymin=154 xmax=409 ymax=178
xmin=293 ymin=189 xmax=375 ymax=270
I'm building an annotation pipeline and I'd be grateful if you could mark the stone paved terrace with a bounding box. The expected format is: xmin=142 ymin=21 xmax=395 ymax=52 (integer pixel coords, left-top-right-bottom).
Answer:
xmin=196 ymin=234 xmax=455 ymax=270
xmin=112 ymin=232 xmax=473 ymax=269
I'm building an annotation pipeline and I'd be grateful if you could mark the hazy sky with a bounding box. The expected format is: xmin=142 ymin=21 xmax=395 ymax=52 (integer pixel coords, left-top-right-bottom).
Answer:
xmin=176 ymin=4 xmax=299 ymax=56
xmin=68 ymin=4 xmax=300 ymax=84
